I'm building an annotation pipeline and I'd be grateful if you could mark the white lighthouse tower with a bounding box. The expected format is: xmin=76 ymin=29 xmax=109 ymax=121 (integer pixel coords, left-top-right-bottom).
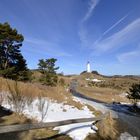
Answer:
xmin=87 ymin=61 xmax=91 ymax=73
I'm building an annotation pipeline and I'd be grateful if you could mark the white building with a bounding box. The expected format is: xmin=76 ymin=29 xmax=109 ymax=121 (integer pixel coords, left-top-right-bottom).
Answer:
xmin=87 ymin=61 xmax=91 ymax=73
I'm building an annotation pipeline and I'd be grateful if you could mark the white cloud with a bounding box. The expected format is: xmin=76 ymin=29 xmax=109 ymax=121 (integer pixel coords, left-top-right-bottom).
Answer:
xmin=102 ymin=13 xmax=129 ymax=36
xmin=79 ymin=0 xmax=99 ymax=47
xmin=79 ymin=26 xmax=88 ymax=47
xmin=93 ymin=18 xmax=140 ymax=53
xmin=117 ymin=44 xmax=140 ymax=63
xmin=24 ymin=37 xmax=72 ymax=57
xmin=93 ymin=12 xmax=130 ymax=45
xmin=117 ymin=50 xmax=139 ymax=62
xmin=82 ymin=0 xmax=99 ymax=23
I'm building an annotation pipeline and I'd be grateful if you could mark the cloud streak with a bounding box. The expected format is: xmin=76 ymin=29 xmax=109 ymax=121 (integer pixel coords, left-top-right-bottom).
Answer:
xmin=82 ymin=0 xmax=99 ymax=23
xmin=103 ymin=13 xmax=130 ymax=36
xmin=117 ymin=44 xmax=140 ymax=63
xmin=117 ymin=50 xmax=140 ymax=63
xmin=94 ymin=13 xmax=130 ymax=45
xmin=93 ymin=18 xmax=140 ymax=54
xmin=24 ymin=37 xmax=72 ymax=57
xmin=79 ymin=0 xmax=99 ymax=47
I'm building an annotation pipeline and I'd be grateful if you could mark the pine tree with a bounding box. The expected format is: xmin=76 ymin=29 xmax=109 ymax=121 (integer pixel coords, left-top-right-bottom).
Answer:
xmin=0 ymin=22 xmax=30 ymax=80
xmin=38 ymin=58 xmax=59 ymax=86
xmin=127 ymin=83 xmax=140 ymax=107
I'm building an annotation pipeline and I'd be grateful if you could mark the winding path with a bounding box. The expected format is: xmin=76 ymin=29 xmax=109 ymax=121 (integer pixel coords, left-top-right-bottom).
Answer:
xmin=72 ymin=90 xmax=140 ymax=139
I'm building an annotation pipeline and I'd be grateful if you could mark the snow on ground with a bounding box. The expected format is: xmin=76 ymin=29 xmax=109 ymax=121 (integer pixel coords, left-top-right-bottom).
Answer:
xmin=73 ymin=96 xmax=140 ymax=139
xmin=137 ymin=102 xmax=140 ymax=108
xmin=91 ymin=79 xmax=103 ymax=82
xmin=119 ymin=92 xmax=128 ymax=98
xmin=119 ymin=132 xmax=138 ymax=140
xmin=1 ymin=93 xmax=96 ymax=140
xmin=73 ymin=96 xmax=110 ymax=114
xmin=85 ymin=78 xmax=104 ymax=82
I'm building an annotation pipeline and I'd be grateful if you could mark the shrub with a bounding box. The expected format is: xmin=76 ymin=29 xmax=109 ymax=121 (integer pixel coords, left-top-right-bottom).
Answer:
xmin=38 ymin=58 xmax=59 ymax=86
xmin=96 ymin=112 xmax=118 ymax=139
xmin=127 ymin=83 xmax=140 ymax=107
xmin=59 ymin=78 xmax=65 ymax=86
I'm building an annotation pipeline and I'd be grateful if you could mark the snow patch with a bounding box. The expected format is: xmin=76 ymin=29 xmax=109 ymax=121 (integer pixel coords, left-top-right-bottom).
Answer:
xmin=73 ymin=96 xmax=118 ymax=118
xmin=1 ymin=93 xmax=96 ymax=140
xmin=119 ymin=132 xmax=138 ymax=140
xmin=119 ymin=92 xmax=128 ymax=98
xmin=85 ymin=78 xmax=104 ymax=82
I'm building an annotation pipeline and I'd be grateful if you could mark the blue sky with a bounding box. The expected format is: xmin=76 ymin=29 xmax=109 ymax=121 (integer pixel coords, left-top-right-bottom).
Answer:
xmin=0 ymin=0 xmax=140 ymax=75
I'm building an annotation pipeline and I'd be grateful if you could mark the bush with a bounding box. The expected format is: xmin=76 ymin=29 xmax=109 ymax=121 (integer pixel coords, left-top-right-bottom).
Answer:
xmin=40 ymin=73 xmax=58 ymax=86
xmin=127 ymin=83 xmax=140 ymax=107
xmin=96 ymin=112 xmax=118 ymax=139
xmin=38 ymin=58 xmax=59 ymax=86
xmin=59 ymin=78 xmax=65 ymax=86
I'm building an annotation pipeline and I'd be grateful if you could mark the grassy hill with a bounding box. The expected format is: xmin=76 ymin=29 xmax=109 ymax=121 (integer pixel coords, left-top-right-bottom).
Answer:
xmin=0 ymin=70 xmax=139 ymax=140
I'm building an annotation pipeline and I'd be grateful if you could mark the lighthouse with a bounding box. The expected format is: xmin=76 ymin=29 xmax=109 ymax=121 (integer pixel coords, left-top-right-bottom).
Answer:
xmin=87 ymin=61 xmax=91 ymax=73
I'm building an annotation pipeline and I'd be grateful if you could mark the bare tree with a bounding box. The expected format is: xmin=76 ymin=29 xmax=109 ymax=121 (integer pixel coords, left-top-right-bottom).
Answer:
xmin=38 ymin=95 xmax=50 ymax=121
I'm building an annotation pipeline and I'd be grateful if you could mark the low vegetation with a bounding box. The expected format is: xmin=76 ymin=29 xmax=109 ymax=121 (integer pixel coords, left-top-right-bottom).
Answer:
xmin=85 ymin=112 xmax=118 ymax=140
xmin=7 ymin=81 xmax=29 ymax=114
xmin=0 ymin=77 xmax=83 ymax=109
xmin=127 ymin=83 xmax=140 ymax=110
xmin=38 ymin=58 xmax=59 ymax=86
xmin=78 ymin=72 xmax=140 ymax=91
xmin=77 ymin=86 xmax=129 ymax=103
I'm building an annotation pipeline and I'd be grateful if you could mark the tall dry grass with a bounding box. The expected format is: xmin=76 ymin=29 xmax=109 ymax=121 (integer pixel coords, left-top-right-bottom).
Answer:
xmin=6 ymin=81 xmax=28 ymax=113
xmin=85 ymin=112 xmax=118 ymax=140
xmin=0 ymin=77 xmax=83 ymax=109
xmin=96 ymin=112 xmax=118 ymax=139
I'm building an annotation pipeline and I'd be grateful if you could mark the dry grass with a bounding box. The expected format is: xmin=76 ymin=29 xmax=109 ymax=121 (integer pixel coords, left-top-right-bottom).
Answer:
xmin=85 ymin=104 xmax=102 ymax=116
xmin=85 ymin=112 xmax=118 ymax=140
xmin=0 ymin=77 xmax=83 ymax=109
xmin=31 ymin=70 xmax=72 ymax=86
xmin=96 ymin=112 xmax=118 ymax=139
xmin=0 ymin=75 xmax=127 ymax=140
xmin=31 ymin=128 xmax=72 ymax=140
xmin=101 ymin=77 xmax=140 ymax=91
xmin=77 ymin=86 xmax=129 ymax=103
xmin=28 ymin=71 xmax=140 ymax=104
xmin=73 ymin=72 xmax=140 ymax=91
xmin=0 ymin=112 xmax=72 ymax=140
xmin=64 ymin=72 xmax=140 ymax=103
xmin=0 ymin=113 xmax=33 ymax=126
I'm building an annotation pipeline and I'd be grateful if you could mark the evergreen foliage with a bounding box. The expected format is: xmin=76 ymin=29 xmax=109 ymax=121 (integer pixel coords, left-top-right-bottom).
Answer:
xmin=38 ymin=58 xmax=59 ymax=86
xmin=0 ymin=22 xmax=30 ymax=80
xmin=127 ymin=83 xmax=140 ymax=106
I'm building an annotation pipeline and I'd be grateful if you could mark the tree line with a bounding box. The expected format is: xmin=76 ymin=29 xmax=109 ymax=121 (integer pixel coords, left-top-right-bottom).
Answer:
xmin=0 ymin=22 xmax=59 ymax=86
